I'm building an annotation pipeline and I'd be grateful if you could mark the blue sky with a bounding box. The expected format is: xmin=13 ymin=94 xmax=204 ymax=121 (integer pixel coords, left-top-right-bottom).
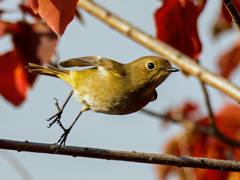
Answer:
xmin=0 ymin=0 xmax=239 ymax=179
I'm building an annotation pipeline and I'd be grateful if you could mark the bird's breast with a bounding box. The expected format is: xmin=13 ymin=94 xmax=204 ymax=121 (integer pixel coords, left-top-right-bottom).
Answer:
xmin=70 ymin=69 xmax=153 ymax=115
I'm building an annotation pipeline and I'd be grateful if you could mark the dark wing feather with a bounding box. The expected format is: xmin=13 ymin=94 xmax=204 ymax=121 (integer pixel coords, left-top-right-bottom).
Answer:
xmin=60 ymin=56 xmax=125 ymax=76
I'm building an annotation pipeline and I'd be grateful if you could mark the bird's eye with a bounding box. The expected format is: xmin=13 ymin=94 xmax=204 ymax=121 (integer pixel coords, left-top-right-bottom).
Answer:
xmin=147 ymin=63 xmax=155 ymax=70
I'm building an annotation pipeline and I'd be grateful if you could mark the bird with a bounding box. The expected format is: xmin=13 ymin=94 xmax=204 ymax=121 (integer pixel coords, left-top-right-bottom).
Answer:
xmin=26 ymin=56 xmax=179 ymax=152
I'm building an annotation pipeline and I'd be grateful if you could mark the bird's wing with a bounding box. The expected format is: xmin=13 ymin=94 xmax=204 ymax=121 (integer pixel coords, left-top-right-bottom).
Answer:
xmin=60 ymin=56 xmax=125 ymax=76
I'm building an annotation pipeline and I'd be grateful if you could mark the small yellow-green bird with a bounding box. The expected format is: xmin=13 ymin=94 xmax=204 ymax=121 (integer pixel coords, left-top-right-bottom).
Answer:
xmin=26 ymin=56 xmax=178 ymax=151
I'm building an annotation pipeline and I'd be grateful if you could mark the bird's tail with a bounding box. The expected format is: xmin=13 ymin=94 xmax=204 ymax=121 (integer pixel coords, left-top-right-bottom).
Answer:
xmin=26 ymin=63 xmax=70 ymax=78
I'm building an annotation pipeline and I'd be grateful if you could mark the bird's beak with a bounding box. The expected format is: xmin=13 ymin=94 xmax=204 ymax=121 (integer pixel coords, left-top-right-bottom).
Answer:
xmin=165 ymin=67 xmax=179 ymax=72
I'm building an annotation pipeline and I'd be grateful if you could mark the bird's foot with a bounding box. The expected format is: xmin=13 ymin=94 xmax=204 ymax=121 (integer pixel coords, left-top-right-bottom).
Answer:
xmin=54 ymin=127 xmax=71 ymax=153
xmin=47 ymin=98 xmax=64 ymax=128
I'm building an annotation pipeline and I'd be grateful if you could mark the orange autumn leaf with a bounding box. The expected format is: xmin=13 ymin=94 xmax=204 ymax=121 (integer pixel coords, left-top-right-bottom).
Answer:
xmin=0 ymin=21 xmax=5 ymax=37
xmin=154 ymin=0 xmax=206 ymax=60
xmin=157 ymin=131 xmax=230 ymax=180
xmin=157 ymin=103 xmax=240 ymax=180
xmin=215 ymin=104 xmax=240 ymax=141
xmin=28 ymin=0 xmax=78 ymax=35
xmin=0 ymin=51 xmax=28 ymax=106
xmin=217 ymin=42 xmax=240 ymax=78
xmin=228 ymin=172 xmax=240 ymax=180
xmin=157 ymin=129 xmax=230 ymax=180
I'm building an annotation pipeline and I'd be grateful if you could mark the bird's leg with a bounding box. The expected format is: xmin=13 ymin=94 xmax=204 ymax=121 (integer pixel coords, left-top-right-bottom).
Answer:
xmin=47 ymin=90 xmax=74 ymax=128
xmin=54 ymin=105 xmax=89 ymax=153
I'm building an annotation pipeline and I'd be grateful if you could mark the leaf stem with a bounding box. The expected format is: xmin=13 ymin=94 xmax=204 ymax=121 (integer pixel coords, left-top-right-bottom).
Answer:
xmin=222 ymin=0 xmax=240 ymax=31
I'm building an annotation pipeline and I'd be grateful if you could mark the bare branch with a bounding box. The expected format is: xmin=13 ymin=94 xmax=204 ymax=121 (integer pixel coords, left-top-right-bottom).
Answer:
xmin=222 ymin=0 xmax=240 ymax=31
xmin=77 ymin=0 xmax=240 ymax=103
xmin=1 ymin=139 xmax=240 ymax=172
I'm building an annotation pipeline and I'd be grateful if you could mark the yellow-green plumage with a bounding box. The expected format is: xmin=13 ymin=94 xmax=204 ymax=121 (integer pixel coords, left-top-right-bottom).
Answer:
xmin=27 ymin=56 xmax=178 ymax=115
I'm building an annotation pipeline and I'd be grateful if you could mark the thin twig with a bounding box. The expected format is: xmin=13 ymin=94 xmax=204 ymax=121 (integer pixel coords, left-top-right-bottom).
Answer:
xmin=197 ymin=57 xmax=240 ymax=148
xmin=1 ymin=139 xmax=240 ymax=172
xmin=198 ymin=74 xmax=217 ymax=130
xmin=77 ymin=0 xmax=240 ymax=103
xmin=222 ymin=0 xmax=240 ymax=31
xmin=199 ymin=81 xmax=240 ymax=146
xmin=140 ymin=109 xmax=210 ymax=134
xmin=0 ymin=150 xmax=33 ymax=180
xmin=141 ymin=109 xmax=240 ymax=147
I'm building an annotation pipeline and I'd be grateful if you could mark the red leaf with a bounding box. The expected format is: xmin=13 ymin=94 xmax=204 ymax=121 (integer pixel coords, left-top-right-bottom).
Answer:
xmin=0 ymin=51 xmax=28 ymax=106
xmin=0 ymin=20 xmax=5 ymax=37
xmin=166 ymin=101 xmax=199 ymax=121
xmin=157 ymin=102 xmax=240 ymax=179
xmin=28 ymin=0 xmax=78 ymax=35
xmin=19 ymin=4 xmax=41 ymax=19
xmin=0 ymin=21 xmax=58 ymax=105
xmin=156 ymin=138 xmax=181 ymax=179
xmin=217 ymin=42 xmax=240 ymax=78
xmin=215 ymin=104 xmax=240 ymax=141
xmin=5 ymin=21 xmax=58 ymax=86
xmin=157 ymin=130 xmax=230 ymax=180
xmin=222 ymin=0 xmax=240 ymax=24
xmin=154 ymin=0 xmax=206 ymax=60
xmin=0 ymin=21 xmax=14 ymax=37
xmin=213 ymin=1 xmax=240 ymax=36
xmin=27 ymin=0 xmax=38 ymax=13
xmin=31 ymin=22 xmax=59 ymax=65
